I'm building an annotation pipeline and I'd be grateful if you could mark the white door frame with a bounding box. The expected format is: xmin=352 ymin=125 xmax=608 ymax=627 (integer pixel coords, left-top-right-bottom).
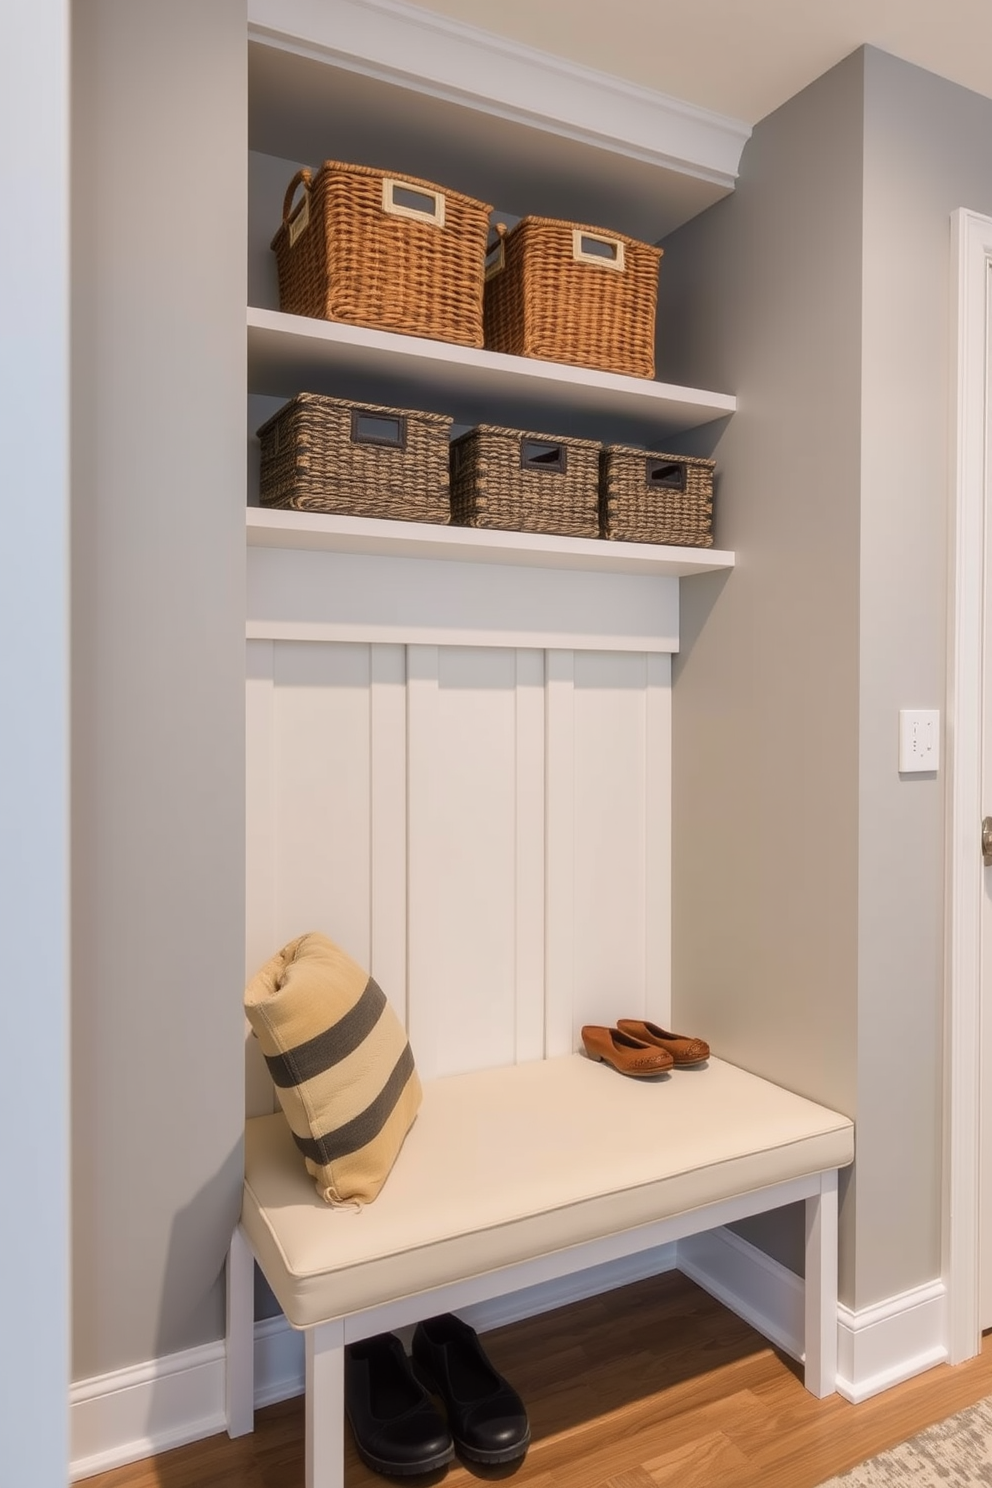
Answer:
xmin=945 ymin=207 xmax=992 ymax=1363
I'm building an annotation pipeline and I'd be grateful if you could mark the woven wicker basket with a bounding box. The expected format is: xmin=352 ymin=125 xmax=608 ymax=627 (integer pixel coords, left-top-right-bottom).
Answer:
xmin=271 ymin=162 xmax=493 ymax=347
xmin=484 ymin=217 xmax=663 ymax=378
xmin=450 ymin=424 xmax=601 ymax=538
xmin=257 ymin=393 xmax=452 ymax=524
xmin=600 ymin=446 xmax=715 ymax=547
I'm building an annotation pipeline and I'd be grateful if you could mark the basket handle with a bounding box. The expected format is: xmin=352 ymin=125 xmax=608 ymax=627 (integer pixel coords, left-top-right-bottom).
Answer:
xmin=521 ymin=438 xmax=567 ymax=474
xmin=485 ymin=222 xmax=509 ymax=280
xmin=282 ymin=169 xmax=313 ymax=247
xmin=572 ymin=229 xmax=626 ymax=272
xmin=646 ymin=458 xmax=686 ymax=491
xmin=381 ymin=178 xmax=446 ymax=227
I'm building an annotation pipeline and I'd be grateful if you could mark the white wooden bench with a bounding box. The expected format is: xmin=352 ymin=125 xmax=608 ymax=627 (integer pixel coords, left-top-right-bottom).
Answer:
xmin=225 ymin=1053 xmax=854 ymax=1487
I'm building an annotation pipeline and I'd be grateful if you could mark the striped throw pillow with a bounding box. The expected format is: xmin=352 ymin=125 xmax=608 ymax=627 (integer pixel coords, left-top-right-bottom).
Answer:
xmin=244 ymin=932 xmax=421 ymax=1204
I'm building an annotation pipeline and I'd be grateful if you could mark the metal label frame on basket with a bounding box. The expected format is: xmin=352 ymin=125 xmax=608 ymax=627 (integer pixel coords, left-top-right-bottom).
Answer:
xmin=520 ymin=438 xmax=567 ymax=474
xmin=350 ymin=408 xmax=408 ymax=451
xmin=646 ymin=457 xmax=686 ymax=491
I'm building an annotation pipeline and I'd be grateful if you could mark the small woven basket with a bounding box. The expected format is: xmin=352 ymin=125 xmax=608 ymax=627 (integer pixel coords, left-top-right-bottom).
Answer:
xmin=450 ymin=424 xmax=601 ymax=538
xmin=484 ymin=216 xmax=663 ymax=378
xmin=272 ymin=161 xmax=493 ymax=347
xmin=600 ymin=446 xmax=715 ymax=547
xmin=257 ymin=393 xmax=453 ymax=524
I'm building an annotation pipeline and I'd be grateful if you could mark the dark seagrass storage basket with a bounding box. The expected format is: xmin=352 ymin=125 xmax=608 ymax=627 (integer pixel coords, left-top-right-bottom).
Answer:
xmin=257 ymin=393 xmax=453 ymax=525
xmin=600 ymin=445 xmax=716 ymax=547
xmin=449 ymin=424 xmax=601 ymax=538
xmin=271 ymin=161 xmax=493 ymax=347
xmin=484 ymin=216 xmax=663 ymax=378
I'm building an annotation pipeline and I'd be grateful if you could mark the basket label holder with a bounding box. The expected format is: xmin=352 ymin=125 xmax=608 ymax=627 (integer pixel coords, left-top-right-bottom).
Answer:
xmin=381 ymin=179 xmax=446 ymax=228
xmin=572 ymin=229 xmax=625 ymax=271
xmin=646 ymin=458 xmax=686 ymax=491
xmin=520 ymin=438 xmax=567 ymax=474
xmin=350 ymin=409 xmax=408 ymax=450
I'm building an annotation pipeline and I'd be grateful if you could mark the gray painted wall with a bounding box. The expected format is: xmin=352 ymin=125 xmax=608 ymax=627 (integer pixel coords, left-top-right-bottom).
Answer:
xmin=71 ymin=0 xmax=247 ymax=1376
xmin=664 ymin=48 xmax=992 ymax=1305
xmin=662 ymin=53 xmax=866 ymax=1290
xmin=855 ymin=47 xmax=992 ymax=1310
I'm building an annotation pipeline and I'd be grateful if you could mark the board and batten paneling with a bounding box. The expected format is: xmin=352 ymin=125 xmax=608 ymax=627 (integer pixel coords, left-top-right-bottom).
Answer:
xmin=245 ymin=639 xmax=672 ymax=1102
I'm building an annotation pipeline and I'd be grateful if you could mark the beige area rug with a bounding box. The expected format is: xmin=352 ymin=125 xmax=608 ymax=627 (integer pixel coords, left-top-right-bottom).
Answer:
xmin=817 ymin=1394 xmax=992 ymax=1485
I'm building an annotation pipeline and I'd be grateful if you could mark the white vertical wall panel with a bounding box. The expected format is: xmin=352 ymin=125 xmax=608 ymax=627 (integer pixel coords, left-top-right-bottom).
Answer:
xmin=515 ymin=650 xmax=547 ymax=1064
xmin=644 ymin=653 xmax=673 ymax=1028
xmin=406 ymin=646 xmax=442 ymax=1074
xmin=408 ymin=647 xmax=520 ymax=1080
xmin=370 ymin=645 xmax=409 ymax=1024
xmin=247 ymin=638 xmax=673 ymax=1091
xmin=272 ymin=642 xmax=372 ymax=965
xmin=545 ymin=651 xmax=577 ymax=1058
xmin=246 ymin=641 xmax=277 ymax=978
xmin=570 ymin=653 xmax=652 ymax=1040
xmin=245 ymin=640 xmax=278 ymax=1118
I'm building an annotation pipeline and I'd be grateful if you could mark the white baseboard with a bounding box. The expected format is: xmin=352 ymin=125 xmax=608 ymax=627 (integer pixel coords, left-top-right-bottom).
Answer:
xmin=69 ymin=1244 xmax=677 ymax=1480
xmin=69 ymin=1233 xmax=948 ymax=1478
xmin=71 ymin=1314 xmax=315 ymax=1480
xmin=70 ymin=1340 xmax=227 ymax=1481
xmin=835 ymin=1279 xmax=947 ymax=1403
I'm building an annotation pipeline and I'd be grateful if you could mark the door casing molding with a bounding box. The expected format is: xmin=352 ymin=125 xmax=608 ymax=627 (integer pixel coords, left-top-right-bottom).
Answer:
xmin=945 ymin=207 xmax=992 ymax=1362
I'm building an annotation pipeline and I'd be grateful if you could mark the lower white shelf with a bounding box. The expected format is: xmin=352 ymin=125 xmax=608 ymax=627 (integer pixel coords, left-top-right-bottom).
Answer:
xmin=246 ymin=507 xmax=736 ymax=578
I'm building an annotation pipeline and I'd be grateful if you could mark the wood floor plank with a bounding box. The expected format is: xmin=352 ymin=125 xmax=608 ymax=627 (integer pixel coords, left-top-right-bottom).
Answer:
xmin=77 ymin=1272 xmax=992 ymax=1488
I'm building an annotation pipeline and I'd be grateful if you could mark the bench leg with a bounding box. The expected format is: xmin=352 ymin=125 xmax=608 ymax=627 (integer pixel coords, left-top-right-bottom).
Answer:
xmin=305 ymin=1322 xmax=345 ymax=1488
xmin=804 ymin=1169 xmax=839 ymax=1397
xmin=226 ymin=1224 xmax=256 ymax=1437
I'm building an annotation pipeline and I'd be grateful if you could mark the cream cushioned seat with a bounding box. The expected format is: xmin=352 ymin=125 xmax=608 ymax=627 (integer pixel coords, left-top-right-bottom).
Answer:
xmin=242 ymin=1053 xmax=854 ymax=1329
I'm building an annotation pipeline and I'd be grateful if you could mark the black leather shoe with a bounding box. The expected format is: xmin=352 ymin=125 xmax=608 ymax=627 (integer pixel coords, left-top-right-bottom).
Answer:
xmin=411 ymin=1313 xmax=530 ymax=1465
xmin=345 ymin=1332 xmax=454 ymax=1476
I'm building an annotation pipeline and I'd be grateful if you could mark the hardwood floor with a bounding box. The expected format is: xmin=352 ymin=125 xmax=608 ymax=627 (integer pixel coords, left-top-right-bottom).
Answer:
xmin=80 ymin=1271 xmax=992 ymax=1488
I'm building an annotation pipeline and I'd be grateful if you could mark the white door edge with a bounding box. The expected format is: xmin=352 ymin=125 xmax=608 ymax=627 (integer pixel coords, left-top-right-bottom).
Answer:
xmin=945 ymin=206 xmax=992 ymax=1364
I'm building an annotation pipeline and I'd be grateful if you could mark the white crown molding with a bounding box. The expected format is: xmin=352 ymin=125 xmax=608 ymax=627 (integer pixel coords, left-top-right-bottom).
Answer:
xmin=248 ymin=0 xmax=750 ymax=187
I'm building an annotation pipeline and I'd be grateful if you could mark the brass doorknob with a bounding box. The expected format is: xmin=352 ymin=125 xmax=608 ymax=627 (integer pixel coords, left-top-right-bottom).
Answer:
xmin=983 ymin=817 xmax=992 ymax=866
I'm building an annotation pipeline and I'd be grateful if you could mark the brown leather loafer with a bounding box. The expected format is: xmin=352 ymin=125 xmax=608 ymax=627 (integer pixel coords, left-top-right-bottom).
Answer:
xmin=616 ymin=1019 xmax=710 ymax=1067
xmin=581 ymin=1025 xmax=674 ymax=1076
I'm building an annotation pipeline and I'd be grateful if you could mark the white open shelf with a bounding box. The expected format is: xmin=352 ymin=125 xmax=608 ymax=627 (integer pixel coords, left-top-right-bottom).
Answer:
xmin=247 ymin=306 xmax=736 ymax=442
xmin=247 ymin=505 xmax=735 ymax=577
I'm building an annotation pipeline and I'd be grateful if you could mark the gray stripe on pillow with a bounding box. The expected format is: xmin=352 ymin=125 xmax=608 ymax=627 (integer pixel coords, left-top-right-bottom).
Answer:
xmin=264 ymin=977 xmax=388 ymax=1088
xmin=292 ymin=1042 xmax=417 ymax=1164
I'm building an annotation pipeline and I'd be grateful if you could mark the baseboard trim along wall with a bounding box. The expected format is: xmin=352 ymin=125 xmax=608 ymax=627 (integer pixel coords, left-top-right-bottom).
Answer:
xmin=835 ymin=1279 xmax=948 ymax=1404
xmin=68 ymin=1231 xmax=947 ymax=1478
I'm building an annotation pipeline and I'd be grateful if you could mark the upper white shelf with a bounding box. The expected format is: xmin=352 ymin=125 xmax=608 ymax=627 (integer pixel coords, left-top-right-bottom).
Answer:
xmin=247 ymin=506 xmax=735 ymax=578
xmin=248 ymin=0 xmax=750 ymax=246
xmin=247 ymin=307 xmax=736 ymax=443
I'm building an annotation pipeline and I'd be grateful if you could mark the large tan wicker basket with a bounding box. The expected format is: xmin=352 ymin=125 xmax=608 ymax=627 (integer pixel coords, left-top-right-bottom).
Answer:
xmin=257 ymin=393 xmax=452 ymax=524
xmin=271 ymin=162 xmax=493 ymax=347
xmin=450 ymin=424 xmax=601 ymax=538
xmin=484 ymin=216 xmax=663 ymax=378
xmin=600 ymin=445 xmax=715 ymax=547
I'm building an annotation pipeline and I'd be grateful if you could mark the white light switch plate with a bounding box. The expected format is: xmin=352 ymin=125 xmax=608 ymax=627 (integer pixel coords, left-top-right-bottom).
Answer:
xmin=899 ymin=709 xmax=940 ymax=773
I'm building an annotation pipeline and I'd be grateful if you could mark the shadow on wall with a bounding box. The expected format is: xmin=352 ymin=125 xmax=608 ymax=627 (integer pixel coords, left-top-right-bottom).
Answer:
xmin=151 ymin=1140 xmax=245 ymax=1374
xmin=673 ymin=565 xmax=733 ymax=670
